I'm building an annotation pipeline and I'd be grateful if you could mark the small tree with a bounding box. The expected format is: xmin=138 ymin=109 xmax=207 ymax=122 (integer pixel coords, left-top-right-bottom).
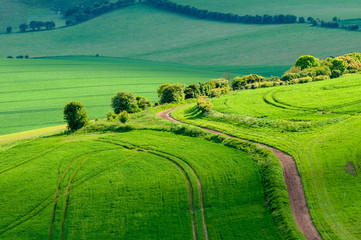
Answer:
xmin=330 ymin=58 xmax=347 ymax=74
xmin=6 ymin=26 xmax=12 ymax=33
xmin=117 ymin=111 xmax=129 ymax=123
xmin=184 ymin=83 xmax=201 ymax=99
xmin=136 ymin=96 xmax=152 ymax=110
xmin=158 ymin=83 xmax=185 ymax=104
xmin=295 ymin=55 xmax=320 ymax=70
xmin=63 ymin=101 xmax=89 ymax=131
xmin=111 ymin=91 xmax=140 ymax=114
xmin=19 ymin=23 xmax=28 ymax=32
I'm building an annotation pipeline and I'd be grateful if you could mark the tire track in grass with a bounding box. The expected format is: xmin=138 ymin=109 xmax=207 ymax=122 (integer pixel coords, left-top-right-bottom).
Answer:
xmin=157 ymin=106 xmax=322 ymax=240
xmin=97 ymin=139 xmax=207 ymax=240
xmin=49 ymin=156 xmax=81 ymax=240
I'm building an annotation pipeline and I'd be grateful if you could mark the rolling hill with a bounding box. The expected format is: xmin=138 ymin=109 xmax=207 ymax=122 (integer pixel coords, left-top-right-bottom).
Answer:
xmin=1 ymin=4 xmax=361 ymax=65
xmin=172 ymin=74 xmax=361 ymax=239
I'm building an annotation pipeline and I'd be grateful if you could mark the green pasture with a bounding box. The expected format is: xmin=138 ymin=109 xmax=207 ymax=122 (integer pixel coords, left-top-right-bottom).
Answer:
xmin=1 ymin=5 xmax=361 ymax=65
xmin=172 ymin=74 xmax=361 ymax=239
xmin=171 ymin=0 xmax=361 ymax=20
xmin=0 ymin=56 xmax=287 ymax=135
xmin=0 ymin=130 xmax=283 ymax=239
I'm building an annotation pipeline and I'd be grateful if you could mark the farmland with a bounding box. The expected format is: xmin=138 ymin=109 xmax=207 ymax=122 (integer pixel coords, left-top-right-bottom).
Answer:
xmin=0 ymin=56 xmax=288 ymax=135
xmin=1 ymin=5 xmax=361 ymax=66
xmin=0 ymin=129 xmax=284 ymax=239
xmin=172 ymin=74 xmax=361 ymax=239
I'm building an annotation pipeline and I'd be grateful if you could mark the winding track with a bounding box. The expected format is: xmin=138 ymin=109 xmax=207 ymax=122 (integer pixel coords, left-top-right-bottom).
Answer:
xmin=157 ymin=106 xmax=322 ymax=240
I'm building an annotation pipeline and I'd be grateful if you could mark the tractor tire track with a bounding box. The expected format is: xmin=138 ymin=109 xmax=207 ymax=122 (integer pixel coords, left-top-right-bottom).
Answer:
xmin=157 ymin=106 xmax=322 ymax=240
xmin=97 ymin=139 xmax=207 ymax=240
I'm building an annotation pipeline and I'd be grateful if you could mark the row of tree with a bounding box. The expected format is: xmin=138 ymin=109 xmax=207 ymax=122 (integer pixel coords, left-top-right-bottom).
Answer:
xmin=17 ymin=21 xmax=56 ymax=33
xmin=145 ymin=0 xmax=299 ymax=24
xmin=65 ymin=0 xmax=137 ymax=25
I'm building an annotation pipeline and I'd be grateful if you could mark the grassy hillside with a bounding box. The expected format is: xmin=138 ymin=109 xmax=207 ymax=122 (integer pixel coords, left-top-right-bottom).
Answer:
xmin=171 ymin=0 xmax=361 ymax=20
xmin=1 ymin=5 xmax=361 ymax=65
xmin=172 ymin=74 xmax=361 ymax=239
xmin=0 ymin=130 xmax=283 ymax=239
xmin=0 ymin=0 xmax=64 ymax=31
xmin=0 ymin=56 xmax=288 ymax=135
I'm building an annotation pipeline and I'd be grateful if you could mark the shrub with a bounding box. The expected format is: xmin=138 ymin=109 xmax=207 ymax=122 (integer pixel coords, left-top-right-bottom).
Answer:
xmin=158 ymin=83 xmax=185 ymax=104
xmin=313 ymin=75 xmax=329 ymax=81
xmin=313 ymin=66 xmax=331 ymax=76
xmin=199 ymin=82 xmax=212 ymax=96
xmin=337 ymin=56 xmax=361 ymax=71
xmin=261 ymin=82 xmax=274 ymax=88
xmin=210 ymin=88 xmax=221 ymax=98
xmin=63 ymin=101 xmax=89 ymax=131
xmin=117 ymin=111 xmax=129 ymax=123
xmin=136 ymin=96 xmax=152 ymax=110
xmin=329 ymin=58 xmax=347 ymax=74
xmin=290 ymin=79 xmax=300 ymax=84
xmin=281 ymin=72 xmax=299 ymax=82
xmin=331 ymin=70 xmax=342 ymax=79
xmin=232 ymin=74 xmax=264 ymax=90
xmin=298 ymin=76 xmax=312 ymax=83
xmin=111 ymin=91 xmax=140 ymax=114
xmin=299 ymin=69 xmax=316 ymax=78
xmin=206 ymin=78 xmax=229 ymax=88
xmin=184 ymin=83 xmax=201 ymax=99
xmin=106 ymin=110 xmax=117 ymax=121
xmin=197 ymin=96 xmax=213 ymax=113
xmin=294 ymin=55 xmax=320 ymax=70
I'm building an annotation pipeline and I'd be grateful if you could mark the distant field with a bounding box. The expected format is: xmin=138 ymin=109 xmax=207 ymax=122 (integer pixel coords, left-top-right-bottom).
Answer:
xmin=1 ymin=5 xmax=361 ymax=65
xmin=173 ymin=75 xmax=361 ymax=239
xmin=0 ymin=56 xmax=288 ymax=135
xmin=0 ymin=0 xmax=64 ymax=32
xmin=171 ymin=0 xmax=361 ymax=20
xmin=0 ymin=130 xmax=283 ymax=239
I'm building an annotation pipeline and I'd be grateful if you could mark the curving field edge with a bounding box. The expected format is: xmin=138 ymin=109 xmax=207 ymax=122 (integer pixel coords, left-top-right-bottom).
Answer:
xmin=157 ymin=105 xmax=322 ymax=240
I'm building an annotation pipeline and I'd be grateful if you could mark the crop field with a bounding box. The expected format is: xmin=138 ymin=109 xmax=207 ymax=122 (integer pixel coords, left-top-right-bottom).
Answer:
xmin=172 ymin=74 xmax=361 ymax=239
xmin=172 ymin=0 xmax=361 ymax=20
xmin=0 ymin=56 xmax=288 ymax=135
xmin=1 ymin=5 xmax=361 ymax=65
xmin=0 ymin=130 xmax=283 ymax=239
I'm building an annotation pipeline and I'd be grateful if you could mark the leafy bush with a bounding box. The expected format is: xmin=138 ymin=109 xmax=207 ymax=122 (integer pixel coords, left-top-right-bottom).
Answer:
xmin=210 ymin=88 xmax=221 ymax=98
xmin=261 ymin=82 xmax=274 ymax=88
xmin=313 ymin=75 xmax=329 ymax=81
xmin=299 ymin=69 xmax=316 ymax=78
xmin=294 ymin=55 xmax=320 ymax=70
xmin=117 ymin=111 xmax=129 ymax=123
xmin=197 ymin=96 xmax=213 ymax=113
xmin=329 ymin=58 xmax=347 ymax=74
xmin=313 ymin=66 xmax=331 ymax=76
xmin=232 ymin=74 xmax=264 ymax=90
xmin=136 ymin=96 xmax=152 ymax=110
xmin=111 ymin=91 xmax=140 ymax=114
xmin=199 ymin=82 xmax=212 ymax=96
xmin=158 ymin=83 xmax=185 ymax=104
xmin=298 ymin=76 xmax=313 ymax=84
xmin=337 ymin=56 xmax=361 ymax=71
xmin=63 ymin=101 xmax=89 ymax=131
xmin=331 ymin=70 xmax=342 ymax=79
xmin=184 ymin=83 xmax=201 ymax=99
xmin=106 ymin=110 xmax=117 ymax=121
xmin=281 ymin=72 xmax=300 ymax=82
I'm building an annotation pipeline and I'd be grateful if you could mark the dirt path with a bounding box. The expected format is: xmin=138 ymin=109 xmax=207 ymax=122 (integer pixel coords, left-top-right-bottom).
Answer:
xmin=157 ymin=106 xmax=322 ymax=240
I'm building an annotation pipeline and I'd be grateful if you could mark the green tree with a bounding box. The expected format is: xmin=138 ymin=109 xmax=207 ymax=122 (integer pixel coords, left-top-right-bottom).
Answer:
xmin=63 ymin=101 xmax=89 ymax=131
xmin=117 ymin=111 xmax=129 ymax=123
xmin=111 ymin=91 xmax=140 ymax=114
xmin=158 ymin=83 xmax=185 ymax=104
xmin=330 ymin=58 xmax=348 ymax=74
xmin=295 ymin=55 xmax=320 ymax=70
xmin=19 ymin=23 xmax=28 ymax=32
xmin=6 ymin=26 xmax=12 ymax=33
xmin=136 ymin=96 xmax=152 ymax=110
xmin=184 ymin=83 xmax=201 ymax=99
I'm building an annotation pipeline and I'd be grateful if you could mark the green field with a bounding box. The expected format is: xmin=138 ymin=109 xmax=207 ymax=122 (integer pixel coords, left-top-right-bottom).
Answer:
xmin=172 ymin=74 xmax=361 ymax=239
xmin=0 ymin=56 xmax=288 ymax=135
xmin=0 ymin=129 xmax=284 ymax=239
xmin=171 ymin=0 xmax=361 ymax=20
xmin=0 ymin=0 xmax=64 ymax=32
xmin=1 ymin=5 xmax=361 ymax=66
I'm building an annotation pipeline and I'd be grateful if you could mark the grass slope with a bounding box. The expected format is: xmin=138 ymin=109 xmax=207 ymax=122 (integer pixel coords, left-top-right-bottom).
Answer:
xmin=0 ymin=56 xmax=287 ymax=135
xmin=172 ymin=74 xmax=361 ymax=239
xmin=0 ymin=0 xmax=64 ymax=32
xmin=171 ymin=0 xmax=361 ymax=20
xmin=0 ymin=130 xmax=283 ymax=239
xmin=1 ymin=5 xmax=361 ymax=65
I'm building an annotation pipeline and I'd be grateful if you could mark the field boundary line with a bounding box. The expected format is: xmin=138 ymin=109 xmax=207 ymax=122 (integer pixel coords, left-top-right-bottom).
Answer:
xmin=157 ymin=105 xmax=322 ymax=240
